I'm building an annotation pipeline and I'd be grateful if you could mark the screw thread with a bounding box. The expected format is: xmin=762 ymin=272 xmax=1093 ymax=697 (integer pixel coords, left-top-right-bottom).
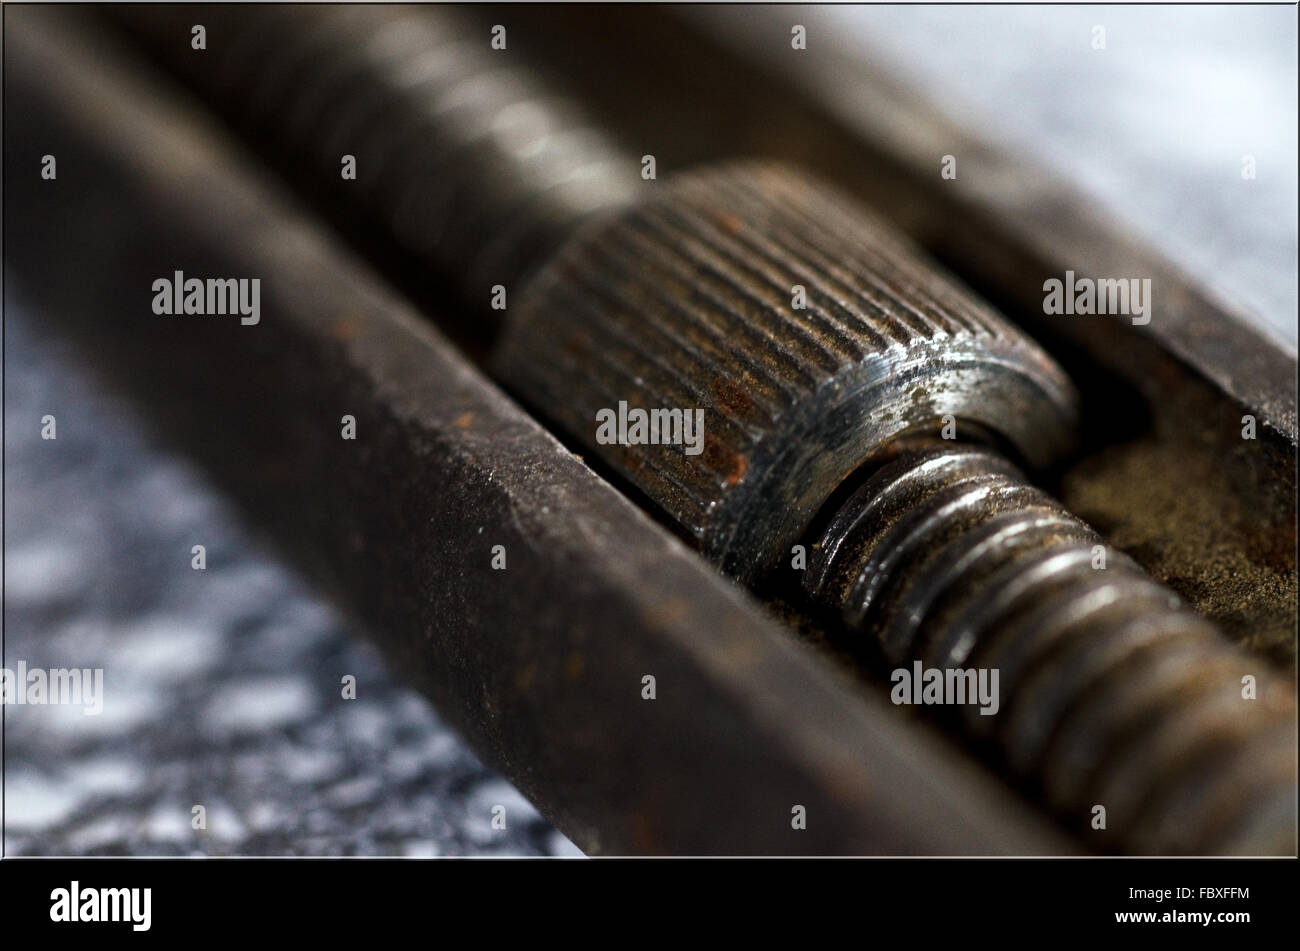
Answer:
xmin=806 ymin=442 xmax=1296 ymax=854
xmin=114 ymin=4 xmax=639 ymax=297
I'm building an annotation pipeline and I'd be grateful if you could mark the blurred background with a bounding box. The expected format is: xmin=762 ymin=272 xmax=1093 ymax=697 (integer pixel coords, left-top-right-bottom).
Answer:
xmin=698 ymin=3 xmax=1297 ymax=345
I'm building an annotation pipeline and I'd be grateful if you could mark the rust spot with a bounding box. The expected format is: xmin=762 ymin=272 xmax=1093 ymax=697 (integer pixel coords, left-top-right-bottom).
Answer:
xmin=331 ymin=315 xmax=360 ymax=343
xmin=718 ymin=212 xmax=744 ymax=235
xmin=724 ymin=452 xmax=749 ymax=487
xmin=454 ymin=412 xmax=474 ymax=430
xmin=701 ymin=434 xmax=749 ymax=488
xmin=562 ymin=330 xmax=591 ymax=360
xmin=710 ymin=377 xmax=753 ymax=418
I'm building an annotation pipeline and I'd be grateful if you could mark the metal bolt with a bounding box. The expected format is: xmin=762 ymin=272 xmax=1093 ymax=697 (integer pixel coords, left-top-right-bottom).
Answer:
xmin=494 ymin=164 xmax=1296 ymax=855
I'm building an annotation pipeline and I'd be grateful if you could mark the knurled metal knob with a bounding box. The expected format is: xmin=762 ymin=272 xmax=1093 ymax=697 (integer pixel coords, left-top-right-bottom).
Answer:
xmin=494 ymin=162 xmax=1078 ymax=581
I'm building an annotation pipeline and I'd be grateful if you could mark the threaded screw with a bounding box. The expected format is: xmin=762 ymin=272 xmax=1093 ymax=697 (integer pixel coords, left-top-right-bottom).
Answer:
xmin=805 ymin=441 xmax=1295 ymax=853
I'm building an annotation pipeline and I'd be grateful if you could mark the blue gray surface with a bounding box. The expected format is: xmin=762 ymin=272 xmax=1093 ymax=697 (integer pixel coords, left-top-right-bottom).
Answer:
xmin=793 ymin=4 xmax=1298 ymax=347
xmin=3 ymin=303 xmax=579 ymax=856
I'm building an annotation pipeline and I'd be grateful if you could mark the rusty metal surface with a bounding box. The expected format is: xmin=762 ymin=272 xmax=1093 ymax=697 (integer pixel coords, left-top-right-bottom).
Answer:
xmin=92 ymin=4 xmax=1297 ymax=855
xmin=4 ymin=7 xmax=1073 ymax=856
xmin=807 ymin=442 xmax=1295 ymax=855
xmin=495 ymin=163 xmax=1079 ymax=580
xmin=457 ymin=3 xmax=1297 ymax=664
xmin=496 ymin=161 xmax=1295 ymax=854
xmin=110 ymin=3 xmax=639 ymax=352
xmin=694 ymin=7 xmax=1299 ymax=667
